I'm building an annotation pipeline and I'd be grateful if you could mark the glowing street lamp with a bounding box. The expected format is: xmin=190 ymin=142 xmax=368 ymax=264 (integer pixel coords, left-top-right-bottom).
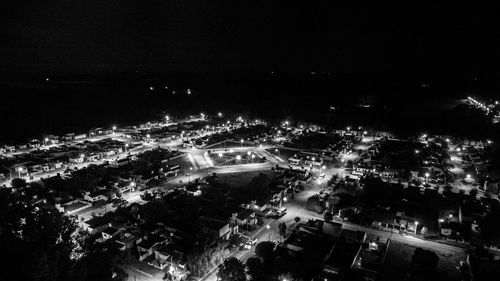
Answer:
xmin=240 ymin=139 xmax=244 ymax=147
xmin=218 ymin=112 xmax=223 ymax=117
xmin=414 ymin=221 xmax=419 ymax=234
xmin=236 ymin=155 xmax=242 ymax=160
xmin=251 ymin=154 xmax=255 ymax=163
xmin=17 ymin=167 xmax=24 ymax=178
xmin=112 ymin=126 xmax=117 ymax=133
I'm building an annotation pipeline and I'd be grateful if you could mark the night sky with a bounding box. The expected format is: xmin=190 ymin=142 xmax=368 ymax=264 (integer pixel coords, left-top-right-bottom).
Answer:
xmin=1 ymin=2 xmax=499 ymax=76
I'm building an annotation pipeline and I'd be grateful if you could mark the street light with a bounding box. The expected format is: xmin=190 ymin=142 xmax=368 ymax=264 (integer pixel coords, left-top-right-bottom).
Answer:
xmin=240 ymin=139 xmax=244 ymax=147
xmin=414 ymin=221 xmax=419 ymax=234
xmin=251 ymin=154 xmax=255 ymax=163
xmin=218 ymin=152 xmax=223 ymax=158
xmin=266 ymin=224 xmax=271 ymax=241
xmin=236 ymin=155 xmax=242 ymax=160
xmin=218 ymin=112 xmax=222 ymax=117
xmin=17 ymin=167 xmax=23 ymax=178
xmin=112 ymin=126 xmax=117 ymax=133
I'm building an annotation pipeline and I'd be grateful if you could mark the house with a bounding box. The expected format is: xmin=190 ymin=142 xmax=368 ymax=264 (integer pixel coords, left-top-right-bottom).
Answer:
xmin=200 ymin=218 xmax=237 ymax=240
xmin=101 ymin=226 xmax=121 ymax=241
xmin=115 ymin=232 xmax=142 ymax=251
xmin=137 ymin=235 xmax=167 ymax=261
xmin=56 ymin=199 xmax=91 ymax=215
xmin=149 ymin=244 xmax=186 ymax=270
xmin=117 ymin=181 xmax=136 ymax=194
xmin=80 ymin=217 xmax=113 ymax=234
xmin=231 ymin=209 xmax=257 ymax=227
xmin=83 ymin=190 xmax=109 ymax=203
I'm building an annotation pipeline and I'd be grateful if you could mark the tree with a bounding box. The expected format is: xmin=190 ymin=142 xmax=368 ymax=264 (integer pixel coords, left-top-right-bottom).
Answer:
xmin=255 ymin=241 xmax=275 ymax=264
xmin=294 ymin=217 xmax=301 ymax=223
xmin=469 ymin=188 xmax=479 ymax=198
xmin=245 ymin=257 xmax=264 ymax=280
xmin=324 ymin=211 xmax=333 ymax=222
xmin=279 ymin=223 xmax=287 ymax=238
xmin=278 ymin=272 xmax=303 ymax=281
xmin=11 ymin=177 xmax=27 ymax=189
xmin=412 ymin=248 xmax=439 ymax=269
xmin=306 ymin=195 xmax=323 ymax=213
xmin=217 ymin=257 xmax=246 ymax=281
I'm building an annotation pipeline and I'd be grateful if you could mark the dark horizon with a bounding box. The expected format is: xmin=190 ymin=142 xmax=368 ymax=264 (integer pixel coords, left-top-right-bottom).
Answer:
xmin=2 ymin=2 xmax=500 ymax=77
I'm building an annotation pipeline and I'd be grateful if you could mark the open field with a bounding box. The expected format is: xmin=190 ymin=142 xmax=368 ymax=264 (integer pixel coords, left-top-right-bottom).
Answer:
xmin=379 ymin=240 xmax=466 ymax=281
xmin=216 ymin=170 xmax=275 ymax=187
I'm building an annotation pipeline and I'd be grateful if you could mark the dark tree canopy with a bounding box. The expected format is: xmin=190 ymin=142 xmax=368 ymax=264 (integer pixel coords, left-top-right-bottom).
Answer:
xmin=255 ymin=241 xmax=275 ymax=264
xmin=217 ymin=257 xmax=246 ymax=281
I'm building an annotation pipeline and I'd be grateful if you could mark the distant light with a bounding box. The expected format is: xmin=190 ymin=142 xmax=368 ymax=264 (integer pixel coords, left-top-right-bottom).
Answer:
xmin=422 ymin=134 xmax=427 ymax=138
xmin=149 ymin=86 xmax=154 ymax=91
xmin=45 ymin=77 xmax=50 ymax=82
xmin=466 ymin=174 xmax=471 ymax=179
xmin=415 ymin=221 xmax=419 ymax=225
xmin=80 ymin=154 xmax=85 ymax=158
xmin=363 ymin=131 xmax=367 ymax=135
xmin=283 ymin=197 xmax=287 ymax=202
xmin=241 ymin=139 xmax=244 ymax=143
xmin=236 ymin=155 xmax=241 ymax=160
xmin=446 ymin=138 xmax=450 ymax=142
xmin=44 ymin=137 xmax=49 ymax=142
xmin=449 ymin=214 xmax=453 ymax=218
xmin=346 ymin=126 xmax=351 ymax=131
xmin=278 ymin=130 xmax=281 ymax=134
xmin=487 ymin=140 xmax=492 ymax=144
xmin=321 ymin=165 xmax=326 ymax=169
xmin=165 ymin=115 xmax=169 ymax=121
xmin=247 ymin=151 xmax=251 ymax=155
xmin=218 ymin=153 xmax=223 ymax=158
xmin=187 ymin=89 xmax=191 ymax=95
xmin=146 ymin=134 xmax=150 ymax=138
xmin=112 ymin=126 xmax=117 ymax=130
xmin=415 ymin=150 xmax=420 ymax=154
xmin=439 ymin=218 xmax=444 ymax=223
xmin=218 ymin=112 xmax=222 ymax=117
xmin=252 ymin=154 xmax=255 ymax=159
xmin=425 ymin=173 xmax=430 ymax=178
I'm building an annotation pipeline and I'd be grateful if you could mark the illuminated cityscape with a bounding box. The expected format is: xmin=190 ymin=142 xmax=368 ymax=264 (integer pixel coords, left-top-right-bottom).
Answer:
xmin=1 ymin=2 xmax=500 ymax=281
